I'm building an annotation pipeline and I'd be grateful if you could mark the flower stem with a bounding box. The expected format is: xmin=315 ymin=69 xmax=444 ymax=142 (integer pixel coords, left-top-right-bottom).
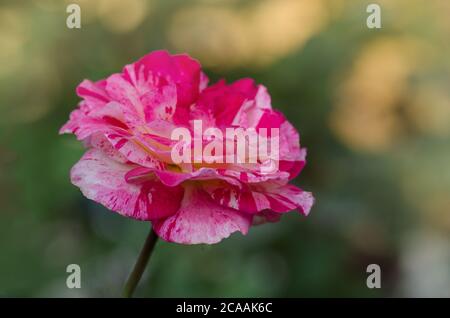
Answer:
xmin=122 ymin=227 xmax=158 ymax=298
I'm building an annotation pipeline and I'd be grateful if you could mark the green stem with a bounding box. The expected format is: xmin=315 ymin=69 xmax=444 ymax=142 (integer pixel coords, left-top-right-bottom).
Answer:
xmin=122 ymin=227 xmax=158 ymax=298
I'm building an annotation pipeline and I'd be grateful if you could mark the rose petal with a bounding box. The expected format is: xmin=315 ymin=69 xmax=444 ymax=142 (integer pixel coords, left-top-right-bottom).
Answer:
xmin=153 ymin=185 xmax=252 ymax=244
xmin=71 ymin=149 xmax=183 ymax=220
xmin=205 ymin=181 xmax=314 ymax=215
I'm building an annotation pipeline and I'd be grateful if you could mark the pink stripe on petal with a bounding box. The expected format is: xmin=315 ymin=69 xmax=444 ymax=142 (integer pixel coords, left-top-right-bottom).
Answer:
xmin=105 ymin=133 xmax=163 ymax=169
xmin=153 ymin=185 xmax=252 ymax=244
xmin=204 ymin=182 xmax=314 ymax=215
xmin=76 ymin=79 xmax=110 ymax=110
xmin=71 ymin=149 xmax=183 ymax=221
xmin=86 ymin=133 xmax=128 ymax=163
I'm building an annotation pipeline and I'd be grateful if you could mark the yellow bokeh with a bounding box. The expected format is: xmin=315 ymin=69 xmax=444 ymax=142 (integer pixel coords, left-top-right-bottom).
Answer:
xmin=97 ymin=0 xmax=149 ymax=33
xmin=0 ymin=7 xmax=26 ymax=77
xmin=168 ymin=0 xmax=328 ymax=69
xmin=329 ymin=37 xmax=422 ymax=152
xmin=407 ymin=85 xmax=450 ymax=137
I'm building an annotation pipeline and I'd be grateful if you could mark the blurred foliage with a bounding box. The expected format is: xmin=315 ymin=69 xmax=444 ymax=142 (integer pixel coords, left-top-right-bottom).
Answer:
xmin=0 ymin=0 xmax=449 ymax=297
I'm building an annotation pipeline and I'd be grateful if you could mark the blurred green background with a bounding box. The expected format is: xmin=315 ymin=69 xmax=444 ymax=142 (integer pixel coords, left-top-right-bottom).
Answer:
xmin=0 ymin=0 xmax=449 ymax=297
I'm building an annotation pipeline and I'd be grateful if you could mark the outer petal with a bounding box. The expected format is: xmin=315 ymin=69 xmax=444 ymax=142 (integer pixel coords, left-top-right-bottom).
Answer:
xmin=260 ymin=184 xmax=314 ymax=215
xmin=204 ymin=181 xmax=314 ymax=215
xmin=60 ymin=100 xmax=131 ymax=140
xmin=85 ymin=133 xmax=128 ymax=163
xmin=59 ymin=80 xmax=115 ymax=139
xmin=153 ymin=185 xmax=252 ymax=244
xmin=71 ymin=149 xmax=183 ymax=220
xmin=123 ymin=50 xmax=205 ymax=124
xmin=75 ymin=79 xmax=109 ymax=111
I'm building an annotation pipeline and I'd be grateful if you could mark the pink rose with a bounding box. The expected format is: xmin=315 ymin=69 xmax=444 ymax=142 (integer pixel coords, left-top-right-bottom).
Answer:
xmin=60 ymin=50 xmax=313 ymax=244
